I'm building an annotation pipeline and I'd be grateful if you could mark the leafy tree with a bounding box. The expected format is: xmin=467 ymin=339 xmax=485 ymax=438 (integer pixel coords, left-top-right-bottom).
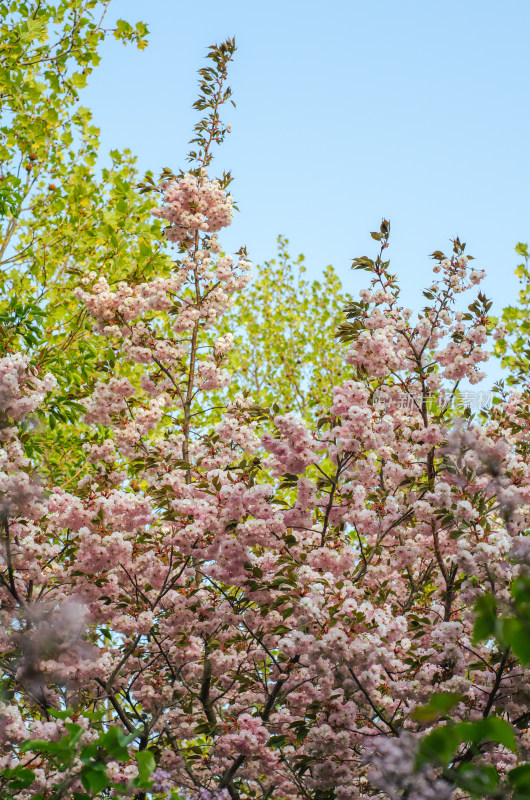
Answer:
xmin=220 ymin=237 xmax=351 ymax=422
xmin=494 ymin=242 xmax=530 ymax=386
xmin=0 ymin=0 xmax=169 ymax=489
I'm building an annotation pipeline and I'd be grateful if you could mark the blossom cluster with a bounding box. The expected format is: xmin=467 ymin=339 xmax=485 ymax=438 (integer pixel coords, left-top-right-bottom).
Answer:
xmin=0 ymin=353 xmax=56 ymax=423
xmin=152 ymin=171 xmax=234 ymax=244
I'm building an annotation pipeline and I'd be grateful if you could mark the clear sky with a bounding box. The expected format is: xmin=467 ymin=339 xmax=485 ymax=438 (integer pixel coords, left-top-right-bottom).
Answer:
xmin=84 ymin=0 xmax=530 ymax=385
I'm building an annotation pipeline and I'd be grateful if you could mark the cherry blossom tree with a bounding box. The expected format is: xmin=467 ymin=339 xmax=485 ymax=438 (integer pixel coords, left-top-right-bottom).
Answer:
xmin=2 ymin=16 xmax=530 ymax=800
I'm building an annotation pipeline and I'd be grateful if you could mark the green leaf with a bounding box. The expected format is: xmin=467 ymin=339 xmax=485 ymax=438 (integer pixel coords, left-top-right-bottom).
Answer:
xmin=81 ymin=762 xmax=110 ymax=793
xmin=20 ymin=738 xmax=58 ymax=755
xmin=134 ymin=750 xmax=156 ymax=787
xmin=453 ymin=763 xmax=499 ymax=796
xmin=47 ymin=707 xmax=74 ymax=721
xmin=0 ymin=767 xmax=36 ymax=791
xmin=416 ymin=725 xmax=463 ymax=767
xmin=458 ymin=717 xmax=517 ymax=752
xmin=472 ymin=593 xmax=497 ymax=643
xmin=499 ymin=619 xmax=530 ymax=664
xmin=509 ymin=764 xmax=530 ymax=799
xmin=267 ymin=734 xmax=289 ymax=747
xmin=70 ymin=72 xmax=87 ymax=89
xmin=97 ymin=726 xmax=135 ymax=760
xmin=417 ymin=717 xmax=516 ymax=770
xmin=411 ymin=692 xmax=462 ymax=722
xmin=64 ymin=722 xmax=84 ymax=749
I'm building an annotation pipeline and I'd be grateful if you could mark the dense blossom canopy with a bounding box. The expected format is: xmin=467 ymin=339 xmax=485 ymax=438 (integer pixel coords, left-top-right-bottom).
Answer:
xmin=2 ymin=9 xmax=530 ymax=800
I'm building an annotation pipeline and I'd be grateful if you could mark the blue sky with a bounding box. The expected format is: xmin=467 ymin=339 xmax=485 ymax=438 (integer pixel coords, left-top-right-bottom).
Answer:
xmin=84 ymin=0 xmax=530 ymax=384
